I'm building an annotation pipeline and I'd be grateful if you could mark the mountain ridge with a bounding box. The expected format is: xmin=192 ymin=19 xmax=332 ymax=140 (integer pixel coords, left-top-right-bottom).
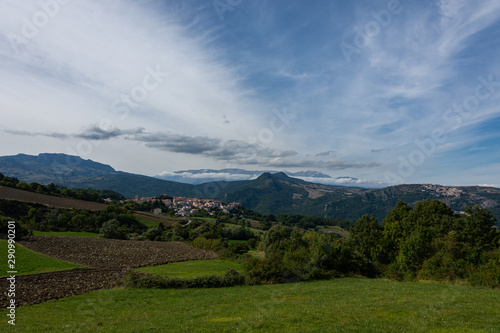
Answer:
xmin=155 ymin=168 xmax=335 ymax=185
xmin=1 ymin=153 xmax=499 ymax=223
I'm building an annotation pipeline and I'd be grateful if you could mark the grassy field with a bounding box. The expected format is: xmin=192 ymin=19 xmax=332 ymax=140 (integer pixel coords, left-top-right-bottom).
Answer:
xmin=223 ymin=222 xmax=264 ymax=235
xmin=1 ymin=278 xmax=500 ymax=332
xmin=32 ymin=231 xmax=101 ymax=238
xmin=134 ymin=216 xmax=160 ymax=228
xmin=316 ymin=225 xmax=350 ymax=237
xmin=0 ymin=240 xmax=85 ymax=278
xmin=134 ymin=259 xmax=241 ymax=278
xmin=196 ymin=217 xmax=264 ymax=235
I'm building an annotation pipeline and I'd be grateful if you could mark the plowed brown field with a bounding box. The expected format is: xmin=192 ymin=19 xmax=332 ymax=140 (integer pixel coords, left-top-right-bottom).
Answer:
xmin=19 ymin=236 xmax=217 ymax=269
xmin=0 ymin=186 xmax=108 ymax=210
xmin=0 ymin=236 xmax=217 ymax=307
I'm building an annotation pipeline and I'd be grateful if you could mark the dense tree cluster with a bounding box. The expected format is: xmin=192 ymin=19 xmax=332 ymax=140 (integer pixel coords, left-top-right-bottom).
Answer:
xmin=0 ymin=199 xmax=145 ymax=236
xmin=243 ymin=200 xmax=500 ymax=288
xmin=209 ymin=206 xmax=354 ymax=231
xmin=349 ymin=200 xmax=500 ymax=285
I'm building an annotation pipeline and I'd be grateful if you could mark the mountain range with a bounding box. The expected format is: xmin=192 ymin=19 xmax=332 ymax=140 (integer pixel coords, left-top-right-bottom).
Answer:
xmin=1 ymin=153 xmax=499 ymax=223
xmin=155 ymin=168 xmax=338 ymax=184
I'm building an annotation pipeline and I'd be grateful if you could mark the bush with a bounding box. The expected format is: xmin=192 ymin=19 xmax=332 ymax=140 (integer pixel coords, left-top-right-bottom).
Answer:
xmin=241 ymin=253 xmax=285 ymax=285
xmin=467 ymin=259 xmax=500 ymax=288
xmin=248 ymin=238 xmax=257 ymax=249
xmin=223 ymin=225 xmax=255 ymax=240
xmin=0 ymin=217 xmax=32 ymax=240
xmin=191 ymin=236 xmax=227 ymax=252
xmin=227 ymin=242 xmax=249 ymax=255
xmin=261 ymin=225 xmax=292 ymax=254
xmin=100 ymin=219 xmax=127 ymax=240
xmin=123 ymin=269 xmax=245 ymax=289
xmin=143 ymin=225 xmax=164 ymax=241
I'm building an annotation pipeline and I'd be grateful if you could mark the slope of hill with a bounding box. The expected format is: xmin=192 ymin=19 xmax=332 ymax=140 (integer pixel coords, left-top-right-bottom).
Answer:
xmin=1 ymin=153 xmax=499 ymax=223
xmin=0 ymin=186 xmax=108 ymax=210
xmin=156 ymin=168 xmax=334 ymax=184
xmin=204 ymin=173 xmax=500 ymax=223
xmin=0 ymin=153 xmax=115 ymax=184
xmin=0 ymin=153 xmax=195 ymax=198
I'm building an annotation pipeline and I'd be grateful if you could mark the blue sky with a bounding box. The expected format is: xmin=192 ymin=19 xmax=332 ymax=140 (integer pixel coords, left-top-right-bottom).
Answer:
xmin=0 ymin=0 xmax=499 ymax=187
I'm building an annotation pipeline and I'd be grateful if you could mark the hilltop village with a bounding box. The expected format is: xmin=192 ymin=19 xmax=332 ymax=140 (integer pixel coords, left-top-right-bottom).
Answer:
xmin=106 ymin=195 xmax=241 ymax=217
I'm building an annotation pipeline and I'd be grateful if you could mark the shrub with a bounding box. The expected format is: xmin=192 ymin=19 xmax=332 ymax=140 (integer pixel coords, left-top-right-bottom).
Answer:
xmin=467 ymin=259 xmax=500 ymax=288
xmin=123 ymin=269 xmax=245 ymax=289
xmin=143 ymin=225 xmax=164 ymax=241
xmin=100 ymin=219 xmax=127 ymax=240
xmin=0 ymin=216 xmax=32 ymax=240
xmin=191 ymin=236 xmax=227 ymax=252
xmin=241 ymin=253 xmax=285 ymax=285
xmin=227 ymin=242 xmax=249 ymax=255
xmin=248 ymin=238 xmax=257 ymax=249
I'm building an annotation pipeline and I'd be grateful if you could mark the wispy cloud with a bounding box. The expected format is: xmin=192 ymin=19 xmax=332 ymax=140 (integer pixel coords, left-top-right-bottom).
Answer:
xmin=1 ymin=0 xmax=499 ymax=186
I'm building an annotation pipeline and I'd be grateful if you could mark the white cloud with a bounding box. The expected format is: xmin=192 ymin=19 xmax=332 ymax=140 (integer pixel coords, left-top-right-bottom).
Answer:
xmin=1 ymin=0 xmax=499 ymax=186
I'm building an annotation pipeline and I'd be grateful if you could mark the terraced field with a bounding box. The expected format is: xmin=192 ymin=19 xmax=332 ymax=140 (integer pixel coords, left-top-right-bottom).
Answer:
xmin=0 ymin=236 xmax=217 ymax=306
xmin=19 ymin=236 xmax=217 ymax=269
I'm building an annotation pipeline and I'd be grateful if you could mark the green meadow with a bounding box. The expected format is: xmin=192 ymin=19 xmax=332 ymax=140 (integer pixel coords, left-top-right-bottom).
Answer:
xmin=134 ymin=259 xmax=241 ymax=278
xmin=2 ymin=278 xmax=500 ymax=332
xmin=32 ymin=231 xmax=101 ymax=238
xmin=0 ymin=239 xmax=85 ymax=278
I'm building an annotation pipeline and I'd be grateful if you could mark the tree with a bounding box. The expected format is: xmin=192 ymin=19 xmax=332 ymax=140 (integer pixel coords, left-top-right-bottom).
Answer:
xmin=396 ymin=227 xmax=432 ymax=274
xmin=456 ymin=206 xmax=499 ymax=264
xmin=227 ymin=242 xmax=249 ymax=255
xmin=100 ymin=219 xmax=127 ymax=239
xmin=261 ymin=225 xmax=292 ymax=255
xmin=144 ymin=225 xmax=164 ymax=241
xmin=350 ymin=214 xmax=384 ymax=265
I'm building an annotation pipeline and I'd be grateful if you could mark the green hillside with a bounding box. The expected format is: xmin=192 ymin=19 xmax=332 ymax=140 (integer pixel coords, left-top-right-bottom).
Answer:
xmin=1 ymin=153 xmax=500 ymax=223
xmin=2 ymin=278 xmax=499 ymax=332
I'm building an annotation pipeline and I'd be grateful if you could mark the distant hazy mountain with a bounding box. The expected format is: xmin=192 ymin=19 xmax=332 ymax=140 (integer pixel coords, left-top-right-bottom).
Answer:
xmin=0 ymin=153 xmax=195 ymax=198
xmin=1 ymin=153 xmax=499 ymax=223
xmin=155 ymin=168 xmax=334 ymax=185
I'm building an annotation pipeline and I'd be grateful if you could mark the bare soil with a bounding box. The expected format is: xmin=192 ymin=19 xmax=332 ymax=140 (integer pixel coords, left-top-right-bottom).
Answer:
xmin=19 ymin=236 xmax=217 ymax=269
xmin=0 ymin=236 xmax=217 ymax=307
xmin=0 ymin=186 xmax=108 ymax=210
xmin=0 ymin=269 xmax=124 ymax=307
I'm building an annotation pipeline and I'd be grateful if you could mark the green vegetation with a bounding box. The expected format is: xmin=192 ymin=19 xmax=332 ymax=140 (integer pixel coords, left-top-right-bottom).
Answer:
xmin=349 ymin=200 xmax=500 ymax=286
xmin=0 ymin=239 xmax=85 ymax=277
xmin=0 ymin=200 xmax=146 ymax=236
xmin=134 ymin=260 xmax=241 ymax=278
xmin=32 ymin=231 xmax=101 ymax=238
xmin=2 ymin=278 xmax=500 ymax=332
xmin=136 ymin=216 xmax=166 ymax=228
xmin=213 ymin=206 xmax=354 ymax=231
xmin=223 ymin=222 xmax=263 ymax=235
xmin=236 ymin=200 xmax=500 ymax=288
xmin=316 ymin=225 xmax=350 ymax=237
xmin=0 ymin=216 xmax=31 ymax=240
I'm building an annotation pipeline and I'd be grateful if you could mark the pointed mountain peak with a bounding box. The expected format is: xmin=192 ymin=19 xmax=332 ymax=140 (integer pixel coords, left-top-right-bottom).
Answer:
xmin=256 ymin=172 xmax=274 ymax=180
xmin=273 ymin=172 xmax=290 ymax=179
xmin=256 ymin=172 xmax=292 ymax=181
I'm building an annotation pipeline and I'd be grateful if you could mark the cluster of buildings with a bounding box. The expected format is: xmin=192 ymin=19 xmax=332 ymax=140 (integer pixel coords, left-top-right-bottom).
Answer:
xmin=130 ymin=195 xmax=241 ymax=217
xmin=422 ymin=184 xmax=464 ymax=197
